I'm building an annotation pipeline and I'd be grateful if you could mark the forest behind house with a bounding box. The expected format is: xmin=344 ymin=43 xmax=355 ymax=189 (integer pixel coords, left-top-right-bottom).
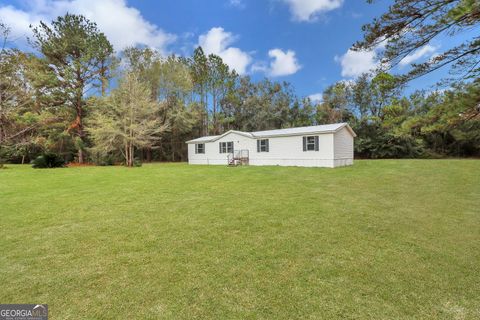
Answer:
xmin=1 ymin=2 xmax=479 ymax=166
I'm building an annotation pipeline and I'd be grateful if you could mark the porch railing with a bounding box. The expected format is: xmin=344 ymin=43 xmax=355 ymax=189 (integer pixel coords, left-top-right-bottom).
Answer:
xmin=228 ymin=149 xmax=249 ymax=166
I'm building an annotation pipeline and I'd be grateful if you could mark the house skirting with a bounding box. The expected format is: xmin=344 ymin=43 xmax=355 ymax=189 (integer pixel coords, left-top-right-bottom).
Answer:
xmin=188 ymin=158 xmax=353 ymax=168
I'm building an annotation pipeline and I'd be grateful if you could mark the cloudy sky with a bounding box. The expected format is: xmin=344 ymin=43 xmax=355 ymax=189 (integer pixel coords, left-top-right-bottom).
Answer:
xmin=0 ymin=0 xmax=445 ymax=98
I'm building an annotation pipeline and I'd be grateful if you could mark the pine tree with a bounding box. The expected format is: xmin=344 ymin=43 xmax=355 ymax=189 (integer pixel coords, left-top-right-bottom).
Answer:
xmin=31 ymin=14 xmax=114 ymax=163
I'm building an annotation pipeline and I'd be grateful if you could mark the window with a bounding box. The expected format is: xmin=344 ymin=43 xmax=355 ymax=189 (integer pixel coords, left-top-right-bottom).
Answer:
xmin=306 ymin=136 xmax=316 ymax=151
xmin=257 ymin=139 xmax=269 ymax=152
xmin=195 ymin=143 xmax=205 ymax=154
xmin=219 ymin=141 xmax=234 ymax=153
xmin=303 ymin=136 xmax=319 ymax=151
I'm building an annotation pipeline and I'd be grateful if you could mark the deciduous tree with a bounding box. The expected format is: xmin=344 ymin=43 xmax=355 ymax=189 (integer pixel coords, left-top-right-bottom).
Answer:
xmin=88 ymin=73 xmax=168 ymax=167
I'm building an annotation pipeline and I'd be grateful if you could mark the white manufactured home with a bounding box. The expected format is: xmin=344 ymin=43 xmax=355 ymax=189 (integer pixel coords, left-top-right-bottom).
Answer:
xmin=186 ymin=123 xmax=356 ymax=168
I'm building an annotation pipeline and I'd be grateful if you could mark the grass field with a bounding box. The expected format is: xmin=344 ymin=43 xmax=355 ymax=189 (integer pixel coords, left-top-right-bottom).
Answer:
xmin=0 ymin=160 xmax=479 ymax=319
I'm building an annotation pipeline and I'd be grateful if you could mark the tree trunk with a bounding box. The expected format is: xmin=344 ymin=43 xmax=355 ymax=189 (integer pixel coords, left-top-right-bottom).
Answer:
xmin=100 ymin=61 xmax=107 ymax=97
xmin=125 ymin=143 xmax=129 ymax=167
xmin=146 ymin=147 xmax=152 ymax=163
xmin=78 ymin=148 xmax=84 ymax=164
xmin=101 ymin=77 xmax=107 ymax=97
xmin=0 ymin=121 xmax=4 ymax=144
xmin=204 ymin=88 xmax=209 ymax=136
xmin=129 ymin=144 xmax=134 ymax=167
xmin=76 ymin=108 xmax=85 ymax=164
xmin=74 ymin=68 xmax=86 ymax=164
xmin=0 ymin=93 xmax=3 ymax=143
xmin=213 ymin=93 xmax=217 ymax=134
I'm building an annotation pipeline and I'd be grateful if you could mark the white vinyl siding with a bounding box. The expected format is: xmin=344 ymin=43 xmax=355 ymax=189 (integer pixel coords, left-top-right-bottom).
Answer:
xmin=334 ymin=127 xmax=354 ymax=160
xmin=187 ymin=132 xmax=250 ymax=165
xmin=187 ymin=125 xmax=354 ymax=168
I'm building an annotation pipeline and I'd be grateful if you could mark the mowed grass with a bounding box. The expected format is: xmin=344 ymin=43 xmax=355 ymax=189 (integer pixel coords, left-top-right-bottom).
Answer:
xmin=0 ymin=160 xmax=479 ymax=319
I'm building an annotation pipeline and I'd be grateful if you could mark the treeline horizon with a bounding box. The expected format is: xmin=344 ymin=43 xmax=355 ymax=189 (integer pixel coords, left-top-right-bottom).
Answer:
xmin=0 ymin=12 xmax=479 ymax=166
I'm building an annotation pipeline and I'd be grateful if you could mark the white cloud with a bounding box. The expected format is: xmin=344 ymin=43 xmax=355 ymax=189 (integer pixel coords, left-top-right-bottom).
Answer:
xmin=334 ymin=38 xmax=390 ymax=79
xmin=250 ymin=61 xmax=268 ymax=74
xmin=283 ymin=0 xmax=343 ymax=22
xmin=250 ymin=48 xmax=302 ymax=77
xmin=267 ymin=48 xmax=302 ymax=77
xmin=334 ymin=48 xmax=379 ymax=78
xmin=308 ymin=93 xmax=323 ymax=103
xmin=399 ymin=45 xmax=437 ymax=67
xmin=0 ymin=0 xmax=176 ymax=53
xmin=229 ymin=0 xmax=245 ymax=9
xmin=335 ymin=42 xmax=437 ymax=78
xmin=0 ymin=5 xmax=41 ymax=41
xmin=198 ymin=27 xmax=252 ymax=75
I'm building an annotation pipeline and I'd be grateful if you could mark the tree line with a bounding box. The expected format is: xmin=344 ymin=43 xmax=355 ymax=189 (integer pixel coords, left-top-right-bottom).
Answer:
xmin=0 ymin=6 xmax=479 ymax=166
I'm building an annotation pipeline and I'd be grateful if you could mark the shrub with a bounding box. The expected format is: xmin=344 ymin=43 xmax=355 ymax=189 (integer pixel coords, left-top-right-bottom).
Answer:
xmin=31 ymin=153 xmax=65 ymax=169
xmin=96 ymin=155 xmax=116 ymax=166
xmin=133 ymin=158 xmax=142 ymax=167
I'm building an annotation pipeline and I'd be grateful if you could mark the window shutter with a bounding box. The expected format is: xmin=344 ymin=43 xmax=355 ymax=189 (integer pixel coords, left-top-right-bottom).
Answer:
xmin=219 ymin=142 xmax=222 ymax=153
xmin=257 ymin=140 xmax=260 ymax=152
xmin=303 ymin=137 xmax=306 ymax=151
xmin=266 ymin=139 xmax=269 ymax=152
xmin=195 ymin=144 xmax=198 ymax=154
xmin=315 ymin=136 xmax=319 ymax=151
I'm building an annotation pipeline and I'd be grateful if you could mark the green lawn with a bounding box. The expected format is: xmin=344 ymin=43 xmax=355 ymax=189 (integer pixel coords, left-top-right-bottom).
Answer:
xmin=0 ymin=160 xmax=479 ymax=319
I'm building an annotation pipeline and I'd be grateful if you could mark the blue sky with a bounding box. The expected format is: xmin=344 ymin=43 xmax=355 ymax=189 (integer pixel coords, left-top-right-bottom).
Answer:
xmin=0 ymin=0 xmax=452 ymax=98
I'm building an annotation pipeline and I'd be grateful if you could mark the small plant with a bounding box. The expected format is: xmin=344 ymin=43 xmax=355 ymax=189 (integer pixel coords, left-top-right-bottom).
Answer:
xmin=0 ymin=155 xmax=8 ymax=169
xmin=31 ymin=153 xmax=65 ymax=169
xmin=133 ymin=158 xmax=142 ymax=167
xmin=96 ymin=155 xmax=116 ymax=166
